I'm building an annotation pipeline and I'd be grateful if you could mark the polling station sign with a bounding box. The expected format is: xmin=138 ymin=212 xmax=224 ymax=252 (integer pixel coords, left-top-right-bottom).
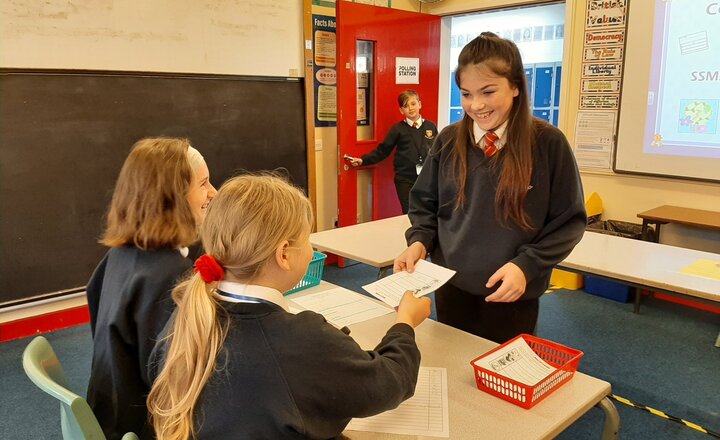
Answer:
xmin=396 ymin=57 xmax=419 ymax=84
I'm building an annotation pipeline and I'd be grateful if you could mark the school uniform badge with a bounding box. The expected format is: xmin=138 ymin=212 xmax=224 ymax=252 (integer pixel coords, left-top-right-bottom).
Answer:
xmin=424 ymin=130 xmax=434 ymax=139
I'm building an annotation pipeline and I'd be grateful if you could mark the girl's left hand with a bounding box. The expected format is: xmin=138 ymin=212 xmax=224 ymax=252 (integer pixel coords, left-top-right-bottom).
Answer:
xmin=484 ymin=262 xmax=527 ymax=302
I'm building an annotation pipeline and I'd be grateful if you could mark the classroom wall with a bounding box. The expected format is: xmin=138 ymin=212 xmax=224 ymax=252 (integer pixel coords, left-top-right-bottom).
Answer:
xmin=0 ymin=0 xmax=303 ymax=76
xmin=425 ymin=0 xmax=720 ymax=253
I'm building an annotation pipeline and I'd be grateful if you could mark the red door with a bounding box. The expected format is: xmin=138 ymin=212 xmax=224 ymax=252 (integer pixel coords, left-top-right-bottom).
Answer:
xmin=337 ymin=2 xmax=440 ymax=229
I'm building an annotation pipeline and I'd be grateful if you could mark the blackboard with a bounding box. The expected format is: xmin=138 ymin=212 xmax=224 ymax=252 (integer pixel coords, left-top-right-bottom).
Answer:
xmin=0 ymin=70 xmax=307 ymax=306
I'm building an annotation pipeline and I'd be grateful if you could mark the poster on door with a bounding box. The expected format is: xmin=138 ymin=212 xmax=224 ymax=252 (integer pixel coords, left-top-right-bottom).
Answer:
xmin=313 ymin=15 xmax=337 ymax=126
xmin=396 ymin=57 xmax=420 ymax=85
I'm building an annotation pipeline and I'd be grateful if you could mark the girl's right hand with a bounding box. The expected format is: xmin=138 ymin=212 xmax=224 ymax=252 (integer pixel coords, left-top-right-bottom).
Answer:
xmin=393 ymin=241 xmax=427 ymax=273
xmin=395 ymin=290 xmax=431 ymax=328
xmin=348 ymin=157 xmax=363 ymax=167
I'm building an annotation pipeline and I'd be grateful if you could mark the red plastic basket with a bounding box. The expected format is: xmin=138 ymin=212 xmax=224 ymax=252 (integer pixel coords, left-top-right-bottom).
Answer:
xmin=470 ymin=334 xmax=584 ymax=409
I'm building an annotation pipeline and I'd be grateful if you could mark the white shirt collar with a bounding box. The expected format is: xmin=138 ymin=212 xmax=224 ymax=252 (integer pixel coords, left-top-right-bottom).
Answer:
xmin=472 ymin=119 xmax=509 ymax=149
xmin=406 ymin=116 xmax=423 ymax=128
xmin=215 ymin=282 xmax=289 ymax=312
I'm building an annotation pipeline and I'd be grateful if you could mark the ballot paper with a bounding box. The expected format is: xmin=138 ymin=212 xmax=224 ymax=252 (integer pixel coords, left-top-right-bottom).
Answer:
xmin=289 ymin=287 xmax=393 ymax=327
xmin=347 ymin=367 xmax=449 ymax=437
xmin=472 ymin=337 xmax=556 ymax=386
xmin=362 ymin=259 xmax=456 ymax=307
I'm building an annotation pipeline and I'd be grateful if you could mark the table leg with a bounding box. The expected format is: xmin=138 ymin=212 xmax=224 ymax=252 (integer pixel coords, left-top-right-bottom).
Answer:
xmin=633 ymin=287 xmax=641 ymax=314
xmin=378 ymin=266 xmax=392 ymax=279
xmin=653 ymin=223 xmax=661 ymax=243
xmin=597 ymin=396 xmax=620 ymax=440
xmin=641 ymin=220 xmax=649 ymax=241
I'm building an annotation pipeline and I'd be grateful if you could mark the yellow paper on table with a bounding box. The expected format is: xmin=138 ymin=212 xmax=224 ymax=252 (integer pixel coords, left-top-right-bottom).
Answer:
xmin=679 ymin=259 xmax=720 ymax=281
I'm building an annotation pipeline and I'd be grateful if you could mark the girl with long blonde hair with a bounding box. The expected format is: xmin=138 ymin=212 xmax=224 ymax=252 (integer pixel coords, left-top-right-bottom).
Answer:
xmin=147 ymin=174 xmax=430 ymax=440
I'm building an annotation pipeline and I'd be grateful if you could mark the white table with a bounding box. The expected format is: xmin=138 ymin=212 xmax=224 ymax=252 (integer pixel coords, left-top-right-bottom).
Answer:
xmin=557 ymin=231 xmax=720 ymax=346
xmin=310 ymin=215 xmax=410 ymax=276
xmin=558 ymin=231 xmax=720 ymax=306
xmin=288 ymin=282 xmax=619 ymax=440
xmin=311 ymin=217 xmax=720 ymax=344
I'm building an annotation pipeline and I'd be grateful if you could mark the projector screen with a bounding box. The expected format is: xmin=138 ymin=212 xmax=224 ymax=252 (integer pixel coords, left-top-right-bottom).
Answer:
xmin=614 ymin=0 xmax=720 ymax=182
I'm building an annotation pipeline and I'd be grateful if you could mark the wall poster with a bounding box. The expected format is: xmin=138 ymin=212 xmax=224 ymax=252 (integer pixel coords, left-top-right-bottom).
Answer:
xmin=313 ymin=15 xmax=337 ymax=127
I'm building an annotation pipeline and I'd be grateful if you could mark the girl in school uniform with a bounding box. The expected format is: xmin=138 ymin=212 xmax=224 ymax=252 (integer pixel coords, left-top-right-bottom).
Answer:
xmin=395 ymin=33 xmax=586 ymax=344
xmin=86 ymin=137 xmax=216 ymax=439
xmin=346 ymin=90 xmax=438 ymax=214
xmin=147 ymin=174 xmax=430 ymax=440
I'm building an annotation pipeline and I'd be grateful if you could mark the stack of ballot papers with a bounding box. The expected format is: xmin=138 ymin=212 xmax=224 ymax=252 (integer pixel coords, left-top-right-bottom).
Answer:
xmin=472 ymin=337 xmax=556 ymax=386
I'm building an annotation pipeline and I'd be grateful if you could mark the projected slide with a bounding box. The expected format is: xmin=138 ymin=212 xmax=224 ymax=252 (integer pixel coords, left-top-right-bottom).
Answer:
xmin=644 ymin=0 xmax=720 ymax=159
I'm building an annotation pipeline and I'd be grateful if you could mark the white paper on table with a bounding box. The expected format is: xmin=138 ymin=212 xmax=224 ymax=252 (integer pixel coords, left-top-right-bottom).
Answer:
xmin=347 ymin=367 xmax=449 ymax=437
xmin=289 ymin=287 xmax=393 ymax=328
xmin=472 ymin=337 xmax=555 ymax=386
xmin=362 ymin=259 xmax=456 ymax=307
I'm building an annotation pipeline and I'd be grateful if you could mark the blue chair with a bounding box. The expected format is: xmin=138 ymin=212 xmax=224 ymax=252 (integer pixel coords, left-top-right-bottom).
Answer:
xmin=22 ymin=336 xmax=139 ymax=440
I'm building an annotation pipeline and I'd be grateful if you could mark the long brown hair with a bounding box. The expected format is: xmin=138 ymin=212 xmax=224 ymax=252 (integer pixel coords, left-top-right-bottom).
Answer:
xmin=147 ymin=174 xmax=313 ymax=440
xmin=446 ymin=32 xmax=536 ymax=230
xmin=101 ymin=137 xmax=199 ymax=249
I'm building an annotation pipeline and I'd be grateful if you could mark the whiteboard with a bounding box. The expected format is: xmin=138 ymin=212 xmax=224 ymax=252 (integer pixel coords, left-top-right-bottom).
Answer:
xmin=614 ymin=0 xmax=720 ymax=182
xmin=0 ymin=0 xmax=303 ymax=77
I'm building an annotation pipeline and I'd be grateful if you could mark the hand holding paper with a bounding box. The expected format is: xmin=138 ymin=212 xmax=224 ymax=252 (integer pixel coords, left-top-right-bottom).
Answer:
xmin=363 ymin=259 xmax=456 ymax=307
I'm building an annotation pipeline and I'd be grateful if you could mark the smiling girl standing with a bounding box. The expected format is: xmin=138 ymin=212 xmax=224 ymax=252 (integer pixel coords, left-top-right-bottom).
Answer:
xmin=86 ymin=137 xmax=216 ymax=439
xmin=395 ymin=33 xmax=586 ymax=344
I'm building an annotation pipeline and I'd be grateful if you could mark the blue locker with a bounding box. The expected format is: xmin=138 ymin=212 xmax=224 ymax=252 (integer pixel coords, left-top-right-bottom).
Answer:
xmin=450 ymin=74 xmax=461 ymax=107
xmin=552 ymin=109 xmax=559 ymax=127
xmin=524 ymin=66 xmax=533 ymax=96
xmin=449 ymin=108 xmax=464 ymax=124
xmin=533 ymin=109 xmax=551 ymax=123
xmin=553 ymin=65 xmax=562 ymax=105
xmin=533 ymin=65 xmax=553 ymax=108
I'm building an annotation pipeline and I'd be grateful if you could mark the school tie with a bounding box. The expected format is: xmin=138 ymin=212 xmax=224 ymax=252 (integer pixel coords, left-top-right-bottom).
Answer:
xmin=413 ymin=121 xmax=420 ymax=129
xmin=484 ymin=131 xmax=498 ymax=157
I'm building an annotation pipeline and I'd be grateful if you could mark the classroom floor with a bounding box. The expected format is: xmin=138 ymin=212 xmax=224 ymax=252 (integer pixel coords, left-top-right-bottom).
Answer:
xmin=2 ymin=262 xmax=718 ymax=439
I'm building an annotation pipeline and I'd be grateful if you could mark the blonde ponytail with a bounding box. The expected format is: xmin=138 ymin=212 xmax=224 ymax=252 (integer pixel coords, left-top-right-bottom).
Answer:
xmin=147 ymin=173 xmax=313 ymax=439
xmin=147 ymin=273 xmax=228 ymax=440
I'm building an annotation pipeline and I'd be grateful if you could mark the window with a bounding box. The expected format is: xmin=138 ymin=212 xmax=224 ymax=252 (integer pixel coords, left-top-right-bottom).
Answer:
xmin=445 ymin=3 xmax=566 ymax=127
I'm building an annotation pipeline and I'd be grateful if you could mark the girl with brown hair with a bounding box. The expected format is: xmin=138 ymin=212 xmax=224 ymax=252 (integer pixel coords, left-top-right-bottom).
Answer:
xmin=86 ymin=137 xmax=216 ymax=439
xmin=147 ymin=174 xmax=430 ymax=440
xmin=395 ymin=33 xmax=586 ymax=344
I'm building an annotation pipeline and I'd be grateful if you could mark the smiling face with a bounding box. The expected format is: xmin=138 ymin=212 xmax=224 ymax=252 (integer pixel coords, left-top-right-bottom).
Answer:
xmin=459 ymin=62 xmax=519 ymax=132
xmin=399 ymin=96 xmax=422 ymax=122
xmin=186 ymin=160 xmax=217 ymax=225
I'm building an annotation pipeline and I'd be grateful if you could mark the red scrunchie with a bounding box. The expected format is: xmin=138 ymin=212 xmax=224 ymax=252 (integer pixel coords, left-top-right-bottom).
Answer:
xmin=194 ymin=255 xmax=225 ymax=283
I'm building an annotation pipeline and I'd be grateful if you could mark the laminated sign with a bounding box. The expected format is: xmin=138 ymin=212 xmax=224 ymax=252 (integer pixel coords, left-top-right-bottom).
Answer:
xmin=396 ymin=57 xmax=419 ymax=84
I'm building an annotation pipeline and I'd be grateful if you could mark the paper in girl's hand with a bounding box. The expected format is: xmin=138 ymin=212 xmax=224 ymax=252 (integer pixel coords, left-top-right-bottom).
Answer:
xmin=362 ymin=259 xmax=455 ymax=307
